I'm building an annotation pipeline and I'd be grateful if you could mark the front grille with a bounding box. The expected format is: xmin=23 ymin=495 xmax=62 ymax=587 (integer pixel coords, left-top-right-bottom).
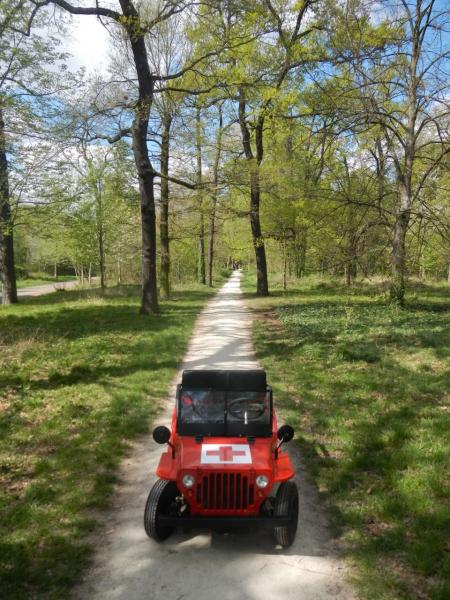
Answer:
xmin=196 ymin=472 xmax=255 ymax=511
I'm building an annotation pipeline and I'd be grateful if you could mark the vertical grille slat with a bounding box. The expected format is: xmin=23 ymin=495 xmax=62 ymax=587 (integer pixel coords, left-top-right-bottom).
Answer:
xmin=202 ymin=476 xmax=209 ymax=508
xmin=229 ymin=474 xmax=235 ymax=509
xmin=209 ymin=473 xmax=215 ymax=509
xmin=223 ymin=473 xmax=228 ymax=509
xmin=199 ymin=472 xmax=254 ymax=511
xmin=216 ymin=473 xmax=222 ymax=509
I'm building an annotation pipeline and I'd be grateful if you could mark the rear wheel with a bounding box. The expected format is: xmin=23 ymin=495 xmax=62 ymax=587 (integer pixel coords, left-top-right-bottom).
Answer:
xmin=273 ymin=481 xmax=299 ymax=547
xmin=144 ymin=479 xmax=179 ymax=541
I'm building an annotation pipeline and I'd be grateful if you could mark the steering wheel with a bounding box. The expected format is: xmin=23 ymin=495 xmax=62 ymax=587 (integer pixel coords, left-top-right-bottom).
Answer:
xmin=228 ymin=397 xmax=265 ymax=421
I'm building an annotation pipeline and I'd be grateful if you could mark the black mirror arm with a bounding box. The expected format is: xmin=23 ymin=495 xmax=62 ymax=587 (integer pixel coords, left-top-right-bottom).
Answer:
xmin=275 ymin=437 xmax=287 ymax=459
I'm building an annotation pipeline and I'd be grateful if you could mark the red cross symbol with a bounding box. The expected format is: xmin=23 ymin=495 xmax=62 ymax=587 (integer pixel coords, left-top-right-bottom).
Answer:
xmin=205 ymin=446 xmax=247 ymax=462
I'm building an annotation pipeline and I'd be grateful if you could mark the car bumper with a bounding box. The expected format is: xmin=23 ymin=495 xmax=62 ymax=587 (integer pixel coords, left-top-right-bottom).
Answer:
xmin=158 ymin=515 xmax=291 ymax=528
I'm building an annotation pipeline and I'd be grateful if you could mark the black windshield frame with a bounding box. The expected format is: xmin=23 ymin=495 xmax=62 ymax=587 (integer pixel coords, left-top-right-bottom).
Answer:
xmin=176 ymin=385 xmax=273 ymax=437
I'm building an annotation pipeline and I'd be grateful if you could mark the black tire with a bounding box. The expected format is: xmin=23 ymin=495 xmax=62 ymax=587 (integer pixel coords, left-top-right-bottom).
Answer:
xmin=273 ymin=480 xmax=299 ymax=547
xmin=144 ymin=479 xmax=179 ymax=541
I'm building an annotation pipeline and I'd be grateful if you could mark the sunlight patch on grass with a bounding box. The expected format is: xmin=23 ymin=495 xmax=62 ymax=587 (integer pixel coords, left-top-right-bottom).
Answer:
xmin=0 ymin=283 xmax=216 ymax=599
xmin=244 ymin=273 xmax=450 ymax=600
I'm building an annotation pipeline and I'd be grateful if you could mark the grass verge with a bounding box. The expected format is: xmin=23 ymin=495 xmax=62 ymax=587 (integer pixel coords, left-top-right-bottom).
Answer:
xmin=0 ymin=283 xmax=216 ymax=599
xmin=243 ymin=273 xmax=449 ymax=600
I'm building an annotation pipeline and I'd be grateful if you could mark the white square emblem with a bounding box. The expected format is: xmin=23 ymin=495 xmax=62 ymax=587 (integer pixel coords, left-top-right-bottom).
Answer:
xmin=200 ymin=444 xmax=252 ymax=464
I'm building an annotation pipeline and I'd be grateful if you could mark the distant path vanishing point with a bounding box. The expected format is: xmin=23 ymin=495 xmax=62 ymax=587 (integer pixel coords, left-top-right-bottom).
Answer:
xmin=74 ymin=270 xmax=356 ymax=600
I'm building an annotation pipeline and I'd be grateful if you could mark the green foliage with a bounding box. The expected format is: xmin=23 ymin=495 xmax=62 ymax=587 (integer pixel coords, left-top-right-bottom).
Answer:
xmin=245 ymin=272 xmax=450 ymax=600
xmin=0 ymin=283 xmax=215 ymax=599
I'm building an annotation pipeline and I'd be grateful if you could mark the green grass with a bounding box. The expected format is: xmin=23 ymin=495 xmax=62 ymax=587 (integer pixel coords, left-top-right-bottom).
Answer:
xmin=0 ymin=283 xmax=216 ymax=599
xmin=243 ymin=273 xmax=450 ymax=600
xmin=17 ymin=275 xmax=76 ymax=289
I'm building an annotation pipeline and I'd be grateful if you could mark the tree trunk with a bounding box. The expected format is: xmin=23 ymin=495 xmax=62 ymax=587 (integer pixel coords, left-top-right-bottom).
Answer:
xmin=249 ymin=164 xmax=269 ymax=295
xmin=120 ymin=0 xmax=158 ymax=314
xmin=49 ymin=0 xmax=159 ymax=314
xmin=207 ymin=197 xmax=216 ymax=288
xmin=130 ymin=88 xmax=157 ymax=305
xmin=159 ymin=114 xmax=172 ymax=298
xmin=207 ymin=106 xmax=223 ymax=287
xmin=0 ymin=106 xmax=18 ymax=304
xmin=282 ymin=241 xmax=287 ymax=291
xmin=390 ymin=181 xmax=411 ymax=305
xmin=195 ymin=107 xmax=206 ymax=284
xmin=117 ymin=253 xmax=122 ymax=285
xmin=238 ymin=90 xmax=268 ymax=296
xmin=294 ymin=226 xmax=307 ymax=278
xmin=96 ymin=192 xmax=106 ymax=293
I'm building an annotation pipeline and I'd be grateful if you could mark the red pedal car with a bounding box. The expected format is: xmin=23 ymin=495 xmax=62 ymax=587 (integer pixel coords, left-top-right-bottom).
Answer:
xmin=144 ymin=370 xmax=298 ymax=547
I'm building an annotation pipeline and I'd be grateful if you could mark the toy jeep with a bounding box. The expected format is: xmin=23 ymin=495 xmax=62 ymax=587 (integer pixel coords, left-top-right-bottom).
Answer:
xmin=144 ymin=370 xmax=298 ymax=547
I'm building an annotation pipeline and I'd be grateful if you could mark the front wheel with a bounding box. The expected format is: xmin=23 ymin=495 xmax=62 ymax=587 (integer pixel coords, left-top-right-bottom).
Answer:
xmin=144 ymin=479 xmax=179 ymax=541
xmin=273 ymin=481 xmax=299 ymax=547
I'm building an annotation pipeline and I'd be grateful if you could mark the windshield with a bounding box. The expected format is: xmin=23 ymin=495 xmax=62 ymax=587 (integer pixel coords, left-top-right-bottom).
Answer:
xmin=178 ymin=388 xmax=271 ymax=436
xmin=179 ymin=389 xmax=225 ymax=423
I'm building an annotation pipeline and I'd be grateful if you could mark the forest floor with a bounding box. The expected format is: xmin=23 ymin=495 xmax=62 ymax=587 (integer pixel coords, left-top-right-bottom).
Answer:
xmin=243 ymin=273 xmax=450 ymax=600
xmin=0 ymin=283 xmax=217 ymax=599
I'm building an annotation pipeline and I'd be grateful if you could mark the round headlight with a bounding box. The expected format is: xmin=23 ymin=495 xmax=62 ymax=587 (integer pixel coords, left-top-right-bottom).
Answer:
xmin=182 ymin=474 xmax=195 ymax=488
xmin=256 ymin=475 xmax=269 ymax=489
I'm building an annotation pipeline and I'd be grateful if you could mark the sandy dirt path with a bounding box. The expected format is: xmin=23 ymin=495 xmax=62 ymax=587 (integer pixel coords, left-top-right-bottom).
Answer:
xmin=75 ymin=271 xmax=356 ymax=600
xmin=0 ymin=280 xmax=79 ymax=302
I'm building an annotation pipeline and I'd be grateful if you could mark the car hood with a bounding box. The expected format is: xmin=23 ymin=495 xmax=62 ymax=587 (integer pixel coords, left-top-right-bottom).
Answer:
xmin=176 ymin=436 xmax=275 ymax=472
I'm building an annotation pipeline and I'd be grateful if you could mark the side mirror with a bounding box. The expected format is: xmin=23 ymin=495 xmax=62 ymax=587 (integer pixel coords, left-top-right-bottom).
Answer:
xmin=153 ymin=425 xmax=171 ymax=444
xmin=277 ymin=425 xmax=294 ymax=443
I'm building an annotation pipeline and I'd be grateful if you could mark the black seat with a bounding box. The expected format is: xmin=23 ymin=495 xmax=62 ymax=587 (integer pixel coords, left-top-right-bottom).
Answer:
xmin=181 ymin=369 xmax=267 ymax=391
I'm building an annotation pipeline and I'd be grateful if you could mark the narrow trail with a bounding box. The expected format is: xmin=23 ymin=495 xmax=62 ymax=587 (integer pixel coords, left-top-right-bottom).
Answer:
xmin=0 ymin=280 xmax=79 ymax=301
xmin=75 ymin=271 xmax=356 ymax=600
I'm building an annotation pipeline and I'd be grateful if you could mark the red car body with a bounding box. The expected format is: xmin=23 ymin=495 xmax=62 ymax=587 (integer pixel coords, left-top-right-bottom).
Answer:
xmin=156 ymin=407 xmax=295 ymax=517
xmin=144 ymin=370 xmax=299 ymax=546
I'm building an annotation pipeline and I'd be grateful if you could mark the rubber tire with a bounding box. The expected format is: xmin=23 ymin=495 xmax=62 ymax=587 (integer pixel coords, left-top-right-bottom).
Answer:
xmin=144 ymin=479 xmax=179 ymax=541
xmin=273 ymin=480 xmax=299 ymax=547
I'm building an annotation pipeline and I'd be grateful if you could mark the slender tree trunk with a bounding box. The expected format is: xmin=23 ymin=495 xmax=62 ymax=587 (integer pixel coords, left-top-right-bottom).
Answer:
xmin=249 ymin=163 xmax=269 ymax=295
xmin=207 ymin=106 xmax=223 ymax=287
xmin=49 ymin=0 xmax=159 ymax=314
xmin=98 ymin=226 xmax=105 ymax=291
xmin=96 ymin=193 xmax=106 ymax=293
xmin=391 ymin=181 xmax=411 ymax=304
xmin=54 ymin=262 xmax=57 ymax=278
xmin=389 ymin=6 xmax=421 ymax=306
xmin=0 ymin=106 xmax=18 ymax=304
xmin=282 ymin=241 xmax=287 ymax=291
xmin=347 ymin=235 xmax=358 ymax=286
xmin=195 ymin=107 xmax=206 ymax=284
xmin=120 ymin=0 xmax=158 ymax=314
xmin=159 ymin=114 xmax=172 ymax=298
xmin=117 ymin=257 xmax=122 ymax=284
xmin=238 ymin=90 xmax=268 ymax=296
xmin=207 ymin=195 xmax=216 ymax=288
xmin=294 ymin=226 xmax=307 ymax=278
